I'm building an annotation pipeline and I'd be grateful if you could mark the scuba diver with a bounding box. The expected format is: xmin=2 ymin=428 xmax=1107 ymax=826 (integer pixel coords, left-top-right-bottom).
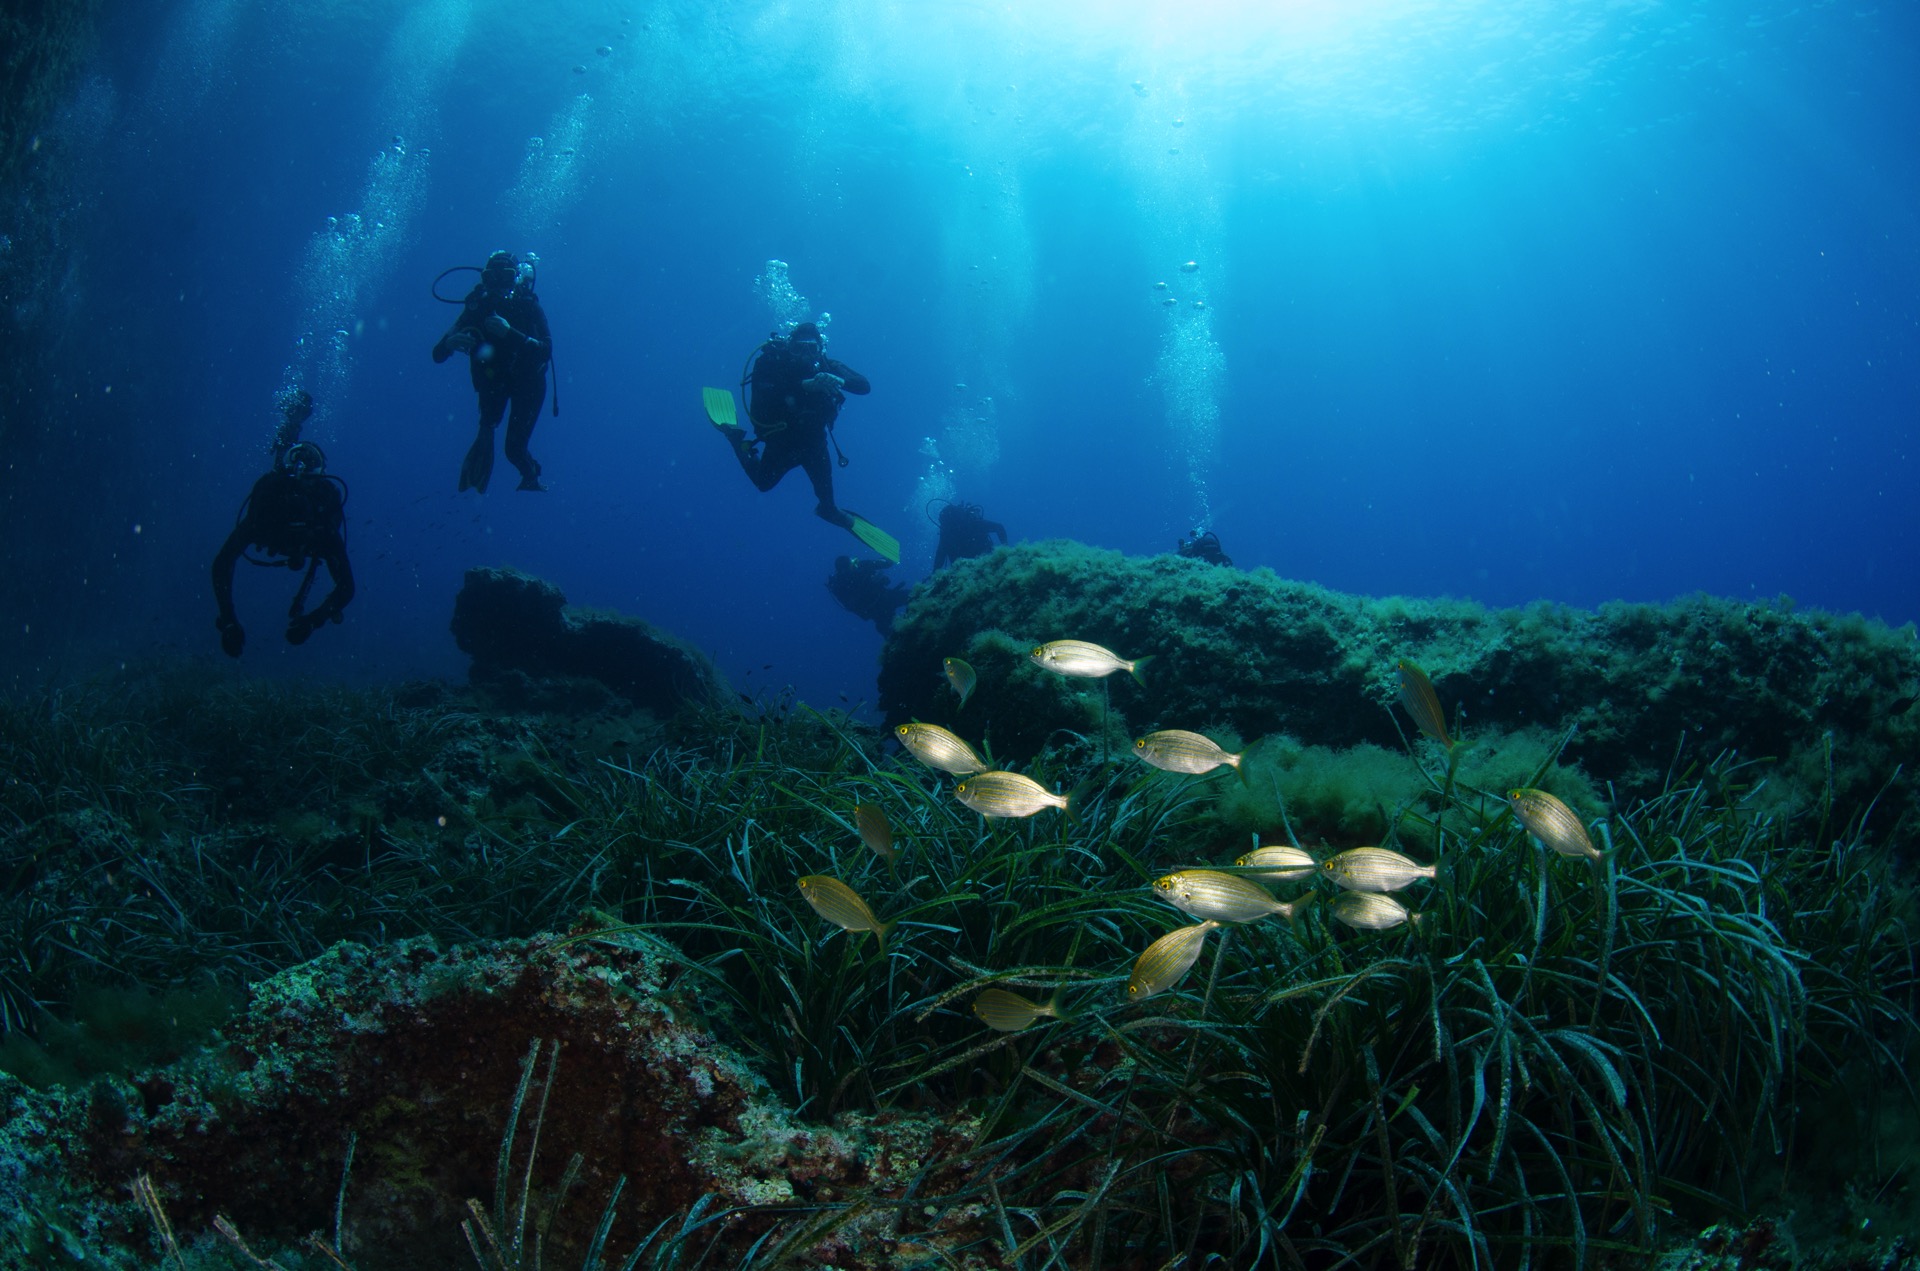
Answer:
xmin=932 ymin=500 xmax=1007 ymax=569
xmin=709 ymin=322 xmax=891 ymax=553
xmin=1177 ymin=528 xmax=1233 ymax=567
xmin=211 ymin=391 xmax=354 ymax=657
xmin=826 ymin=555 xmax=910 ymax=636
xmin=432 ymin=249 xmax=555 ymax=493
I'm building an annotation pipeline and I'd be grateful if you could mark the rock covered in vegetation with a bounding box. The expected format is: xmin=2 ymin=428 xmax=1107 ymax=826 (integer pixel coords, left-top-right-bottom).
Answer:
xmin=451 ymin=566 xmax=735 ymax=715
xmin=881 ymin=541 xmax=1920 ymax=820
xmin=0 ymin=927 xmax=987 ymax=1271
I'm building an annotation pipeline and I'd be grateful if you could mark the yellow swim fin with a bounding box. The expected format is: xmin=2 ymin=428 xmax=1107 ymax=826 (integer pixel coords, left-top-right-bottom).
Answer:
xmin=848 ymin=515 xmax=900 ymax=564
xmin=701 ymin=386 xmax=738 ymax=428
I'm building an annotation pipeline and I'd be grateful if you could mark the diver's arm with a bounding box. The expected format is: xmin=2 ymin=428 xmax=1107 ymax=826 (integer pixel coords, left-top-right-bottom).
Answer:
xmin=313 ymin=536 xmax=356 ymax=619
xmin=521 ymin=300 xmax=552 ymax=359
xmin=433 ymin=320 xmax=476 ymax=362
xmin=987 ymin=520 xmax=1007 ymax=544
xmin=824 ymin=359 xmax=870 ymax=395
xmin=211 ymin=527 xmax=247 ymax=655
xmin=287 ymin=534 xmax=355 ymax=644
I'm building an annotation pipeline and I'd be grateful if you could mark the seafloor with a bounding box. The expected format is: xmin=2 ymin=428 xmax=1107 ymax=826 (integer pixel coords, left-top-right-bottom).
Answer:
xmin=3 ymin=546 xmax=1917 ymax=1270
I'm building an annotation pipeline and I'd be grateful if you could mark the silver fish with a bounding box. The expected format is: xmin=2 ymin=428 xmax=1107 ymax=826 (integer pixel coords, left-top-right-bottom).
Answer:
xmin=1507 ymin=788 xmax=1601 ymax=860
xmin=972 ymin=987 xmax=1062 ymax=1032
xmin=1320 ymin=847 xmax=1436 ymax=893
xmin=1127 ymin=921 xmax=1218 ymax=999
xmin=1153 ymin=870 xmax=1302 ymax=925
xmin=944 ymin=657 xmax=977 ymax=709
xmin=1235 ymin=844 xmax=1317 ymax=882
xmin=954 ymin=770 xmax=1069 ymax=818
xmin=1133 ymin=729 xmax=1241 ymax=774
xmin=1029 ymin=639 xmax=1151 ymax=683
xmin=895 ymin=722 xmax=987 ymax=775
xmin=1330 ymin=892 xmax=1420 ymax=931
xmin=798 ymin=875 xmax=896 ymax=952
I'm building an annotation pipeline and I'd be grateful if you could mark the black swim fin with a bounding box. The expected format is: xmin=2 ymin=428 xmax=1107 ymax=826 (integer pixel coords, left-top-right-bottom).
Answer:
xmin=459 ymin=428 xmax=495 ymax=494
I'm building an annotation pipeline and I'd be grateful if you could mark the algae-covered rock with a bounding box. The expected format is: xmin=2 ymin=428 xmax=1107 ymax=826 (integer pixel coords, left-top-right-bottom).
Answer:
xmin=451 ymin=567 xmax=735 ymax=716
xmin=0 ymin=929 xmax=985 ymax=1270
xmin=880 ymin=541 xmax=1920 ymax=822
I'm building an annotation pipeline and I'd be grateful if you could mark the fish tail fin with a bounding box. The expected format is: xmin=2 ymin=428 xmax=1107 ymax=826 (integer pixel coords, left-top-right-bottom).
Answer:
xmin=1128 ymin=654 xmax=1154 ymax=687
xmin=875 ymin=920 xmax=897 ymax=956
xmin=1284 ymin=891 xmax=1320 ymax=927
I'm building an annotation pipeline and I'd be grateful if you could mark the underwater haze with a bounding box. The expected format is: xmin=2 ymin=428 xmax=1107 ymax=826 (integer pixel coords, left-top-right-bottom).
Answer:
xmin=5 ymin=0 xmax=1919 ymax=710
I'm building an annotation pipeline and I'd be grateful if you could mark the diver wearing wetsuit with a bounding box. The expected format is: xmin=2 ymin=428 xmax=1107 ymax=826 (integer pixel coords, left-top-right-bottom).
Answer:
xmin=433 ymin=249 xmax=553 ymax=493
xmin=211 ymin=430 xmax=354 ymax=657
xmin=715 ymin=322 xmax=871 ymax=528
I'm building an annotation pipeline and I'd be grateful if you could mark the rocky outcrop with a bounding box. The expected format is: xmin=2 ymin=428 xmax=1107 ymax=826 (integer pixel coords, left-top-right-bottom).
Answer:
xmin=450 ymin=567 xmax=733 ymax=716
xmin=880 ymin=541 xmax=1920 ymax=820
xmin=0 ymin=927 xmax=987 ymax=1270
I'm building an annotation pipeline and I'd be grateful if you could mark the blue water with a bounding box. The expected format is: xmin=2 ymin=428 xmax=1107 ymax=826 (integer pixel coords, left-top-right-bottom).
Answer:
xmin=10 ymin=0 xmax=1918 ymax=713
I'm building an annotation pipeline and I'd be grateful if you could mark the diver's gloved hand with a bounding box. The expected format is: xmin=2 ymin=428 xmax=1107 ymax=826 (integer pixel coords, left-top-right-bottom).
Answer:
xmin=217 ymin=616 xmax=244 ymax=658
xmin=802 ymin=372 xmax=845 ymax=393
xmin=444 ymin=330 xmax=477 ymax=354
xmin=483 ymin=314 xmax=516 ymax=340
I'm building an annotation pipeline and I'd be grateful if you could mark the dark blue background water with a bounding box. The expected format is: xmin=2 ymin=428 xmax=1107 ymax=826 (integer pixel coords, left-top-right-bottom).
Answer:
xmin=10 ymin=0 xmax=1918 ymax=713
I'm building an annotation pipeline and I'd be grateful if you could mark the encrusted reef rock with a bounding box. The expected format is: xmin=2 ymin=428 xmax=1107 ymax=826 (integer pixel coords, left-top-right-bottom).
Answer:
xmin=881 ymin=541 xmax=1920 ymax=819
xmin=0 ymin=929 xmax=985 ymax=1270
xmin=451 ymin=567 xmax=733 ymax=715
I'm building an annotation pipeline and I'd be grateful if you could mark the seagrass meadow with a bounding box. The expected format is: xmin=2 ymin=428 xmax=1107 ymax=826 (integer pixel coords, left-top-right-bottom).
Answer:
xmin=3 ymin=548 xmax=1919 ymax=1270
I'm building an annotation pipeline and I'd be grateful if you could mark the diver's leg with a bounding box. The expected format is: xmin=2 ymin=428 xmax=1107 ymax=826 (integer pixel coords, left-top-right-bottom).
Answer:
xmin=740 ymin=433 xmax=797 ymax=493
xmin=801 ymin=434 xmax=850 ymax=528
xmin=505 ymin=374 xmax=547 ymax=491
xmin=461 ymin=388 xmax=508 ymax=493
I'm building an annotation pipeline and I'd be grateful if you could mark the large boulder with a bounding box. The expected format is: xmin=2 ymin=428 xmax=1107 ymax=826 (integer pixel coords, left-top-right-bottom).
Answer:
xmin=451 ymin=567 xmax=732 ymax=716
xmin=0 ymin=930 xmax=987 ymax=1270
xmin=879 ymin=541 xmax=1920 ymax=821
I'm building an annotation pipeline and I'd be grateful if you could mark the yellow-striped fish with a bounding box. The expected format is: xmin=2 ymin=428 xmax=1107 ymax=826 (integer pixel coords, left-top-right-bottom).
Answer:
xmin=1319 ymin=847 xmax=1436 ymax=893
xmin=943 ymin=657 xmax=977 ymax=709
xmin=854 ymin=802 xmax=898 ymax=871
xmin=954 ymin=770 xmax=1069 ymax=818
xmin=1507 ymin=788 xmax=1601 ymax=860
xmin=1396 ymin=659 xmax=1454 ymax=749
xmin=1030 ymin=640 xmax=1152 ymax=684
xmin=1153 ymin=870 xmax=1304 ymax=925
xmin=797 ymin=876 xmax=896 ymax=952
xmin=1127 ymin=921 xmax=1219 ymax=999
xmin=1235 ymin=844 xmax=1318 ymax=882
xmin=1133 ymin=729 xmax=1241 ymax=774
xmin=971 ymin=987 xmax=1063 ymax=1032
xmin=1330 ymin=892 xmax=1421 ymax=931
xmin=895 ymin=722 xmax=988 ymax=775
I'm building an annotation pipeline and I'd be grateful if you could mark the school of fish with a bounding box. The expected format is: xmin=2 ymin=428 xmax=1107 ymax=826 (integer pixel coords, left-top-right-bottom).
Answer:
xmin=794 ymin=638 xmax=1607 ymax=1023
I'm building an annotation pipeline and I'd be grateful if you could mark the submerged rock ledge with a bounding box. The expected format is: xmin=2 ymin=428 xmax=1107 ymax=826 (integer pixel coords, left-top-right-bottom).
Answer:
xmin=0 ymin=928 xmax=985 ymax=1270
xmin=882 ymin=541 xmax=1920 ymax=817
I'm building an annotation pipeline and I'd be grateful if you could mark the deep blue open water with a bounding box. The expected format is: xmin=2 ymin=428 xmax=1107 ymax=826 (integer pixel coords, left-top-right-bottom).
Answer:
xmin=7 ymin=0 xmax=1917 ymax=712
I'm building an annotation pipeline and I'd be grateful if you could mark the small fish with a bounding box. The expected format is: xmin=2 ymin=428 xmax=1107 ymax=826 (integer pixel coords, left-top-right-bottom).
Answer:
xmin=1320 ymin=847 xmax=1437 ymax=893
xmin=895 ymin=722 xmax=988 ymax=774
xmin=1330 ymin=892 xmax=1420 ymax=931
xmin=943 ymin=657 xmax=977 ymax=709
xmin=1133 ymin=729 xmax=1240 ymax=774
xmin=972 ymin=987 xmax=1063 ymax=1032
xmin=1235 ymin=844 xmax=1317 ymax=882
xmin=1396 ymin=659 xmax=1454 ymax=749
xmin=854 ymin=802 xmax=897 ymax=870
xmin=1128 ymin=921 xmax=1219 ymax=999
xmin=955 ymin=770 xmax=1069 ymax=818
xmin=1030 ymin=639 xmax=1151 ymax=684
xmin=797 ymin=876 xmax=895 ymax=952
xmin=1153 ymin=870 xmax=1303 ymax=925
xmin=1507 ymin=789 xmax=1601 ymax=860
